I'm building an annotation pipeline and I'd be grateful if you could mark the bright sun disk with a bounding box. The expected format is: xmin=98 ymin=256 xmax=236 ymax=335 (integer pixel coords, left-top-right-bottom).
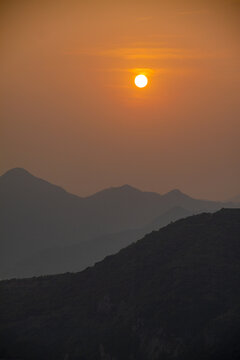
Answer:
xmin=134 ymin=74 xmax=148 ymax=88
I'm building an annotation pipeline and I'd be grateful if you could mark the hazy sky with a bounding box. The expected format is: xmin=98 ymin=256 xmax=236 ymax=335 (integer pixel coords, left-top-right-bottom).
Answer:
xmin=1 ymin=0 xmax=239 ymax=200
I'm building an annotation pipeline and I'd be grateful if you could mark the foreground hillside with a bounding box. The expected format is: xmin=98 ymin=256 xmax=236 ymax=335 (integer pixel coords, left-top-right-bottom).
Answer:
xmin=1 ymin=209 xmax=240 ymax=360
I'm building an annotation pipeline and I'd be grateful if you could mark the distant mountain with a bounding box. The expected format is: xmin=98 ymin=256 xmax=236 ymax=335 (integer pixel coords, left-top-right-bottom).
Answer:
xmin=1 ymin=209 xmax=240 ymax=360
xmin=0 ymin=168 xmax=237 ymax=278
xmin=144 ymin=206 xmax=193 ymax=232
xmin=2 ymin=206 xmax=192 ymax=278
xmin=227 ymin=194 xmax=240 ymax=203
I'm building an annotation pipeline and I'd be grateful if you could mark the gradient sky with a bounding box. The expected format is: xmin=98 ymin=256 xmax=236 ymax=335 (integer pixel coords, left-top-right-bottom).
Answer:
xmin=1 ymin=0 xmax=239 ymax=200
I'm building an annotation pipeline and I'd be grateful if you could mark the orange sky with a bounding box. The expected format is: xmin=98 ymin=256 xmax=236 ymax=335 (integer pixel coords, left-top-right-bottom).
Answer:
xmin=1 ymin=0 xmax=240 ymax=200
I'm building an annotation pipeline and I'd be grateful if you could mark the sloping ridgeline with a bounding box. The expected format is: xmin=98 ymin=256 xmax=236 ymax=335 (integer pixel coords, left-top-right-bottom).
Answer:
xmin=2 ymin=167 xmax=237 ymax=279
xmin=1 ymin=209 xmax=240 ymax=360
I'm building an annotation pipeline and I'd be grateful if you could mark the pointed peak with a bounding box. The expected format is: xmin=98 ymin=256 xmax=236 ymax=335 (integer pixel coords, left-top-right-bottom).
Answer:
xmin=163 ymin=189 xmax=192 ymax=200
xmin=118 ymin=184 xmax=141 ymax=192
xmin=1 ymin=168 xmax=32 ymax=178
xmin=166 ymin=189 xmax=184 ymax=196
xmin=0 ymin=167 xmax=68 ymax=195
xmin=87 ymin=184 xmax=143 ymax=199
xmin=107 ymin=184 xmax=141 ymax=194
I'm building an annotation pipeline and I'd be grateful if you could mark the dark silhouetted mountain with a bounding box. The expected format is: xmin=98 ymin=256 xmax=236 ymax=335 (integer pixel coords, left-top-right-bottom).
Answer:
xmin=1 ymin=209 xmax=240 ymax=360
xmin=3 ymin=206 xmax=192 ymax=278
xmin=0 ymin=168 xmax=237 ymax=278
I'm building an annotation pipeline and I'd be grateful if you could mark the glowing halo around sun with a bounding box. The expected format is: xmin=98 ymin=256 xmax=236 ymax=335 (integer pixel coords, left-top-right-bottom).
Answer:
xmin=134 ymin=74 xmax=148 ymax=88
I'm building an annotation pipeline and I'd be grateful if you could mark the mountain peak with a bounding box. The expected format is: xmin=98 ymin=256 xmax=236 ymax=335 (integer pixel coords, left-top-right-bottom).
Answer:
xmin=118 ymin=184 xmax=141 ymax=192
xmin=88 ymin=184 xmax=142 ymax=199
xmin=2 ymin=167 xmax=32 ymax=178
xmin=0 ymin=167 xmax=67 ymax=195
xmin=167 ymin=189 xmax=183 ymax=195
xmin=164 ymin=189 xmax=187 ymax=198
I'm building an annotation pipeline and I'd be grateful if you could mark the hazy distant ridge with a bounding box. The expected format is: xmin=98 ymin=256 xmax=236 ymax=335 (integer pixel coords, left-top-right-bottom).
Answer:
xmin=0 ymin=168 xmax=238 ymax=279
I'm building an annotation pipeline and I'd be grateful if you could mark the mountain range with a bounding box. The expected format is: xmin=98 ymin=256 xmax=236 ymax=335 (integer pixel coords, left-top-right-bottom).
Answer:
xmin=1 ymin=209 xmax=240 ymax=360
xmin=0 ymin=168 xmax=239 ymax=279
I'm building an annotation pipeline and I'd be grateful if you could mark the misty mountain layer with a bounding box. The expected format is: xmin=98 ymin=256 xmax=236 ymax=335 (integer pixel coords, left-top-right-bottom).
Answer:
xmin=1 ymin=168 xmax=238 ymax=279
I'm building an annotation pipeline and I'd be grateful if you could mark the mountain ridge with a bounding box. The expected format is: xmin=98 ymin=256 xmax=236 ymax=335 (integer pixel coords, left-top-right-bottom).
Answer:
xmin=0 ymin=168 xmax=183 ymax=199
xmin=0 ymin=167 xmax=223 ymax=201
xmin=1 ymin=168 xmax=239 ymax=279
xmin=1 ymin=208 xmax=240 ymax=359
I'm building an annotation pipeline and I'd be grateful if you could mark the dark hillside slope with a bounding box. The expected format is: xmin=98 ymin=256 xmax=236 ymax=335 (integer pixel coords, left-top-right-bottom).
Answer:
xmin=1 ymin=209 xmax=240 ymax=360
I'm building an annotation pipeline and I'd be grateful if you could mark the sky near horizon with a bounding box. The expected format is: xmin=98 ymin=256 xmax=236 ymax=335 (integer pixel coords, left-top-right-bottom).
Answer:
xmin=1 ymin=0 xmax=239 ymax=200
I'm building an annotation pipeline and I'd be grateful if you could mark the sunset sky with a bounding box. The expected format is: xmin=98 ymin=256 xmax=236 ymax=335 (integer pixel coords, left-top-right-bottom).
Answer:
xmin=1 ymin=0 xmax=239 ymax=200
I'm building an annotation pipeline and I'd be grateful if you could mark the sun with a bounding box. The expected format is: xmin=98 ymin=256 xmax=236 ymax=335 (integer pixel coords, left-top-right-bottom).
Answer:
xmin=134 ymin=74 xmax=148 ymax=88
